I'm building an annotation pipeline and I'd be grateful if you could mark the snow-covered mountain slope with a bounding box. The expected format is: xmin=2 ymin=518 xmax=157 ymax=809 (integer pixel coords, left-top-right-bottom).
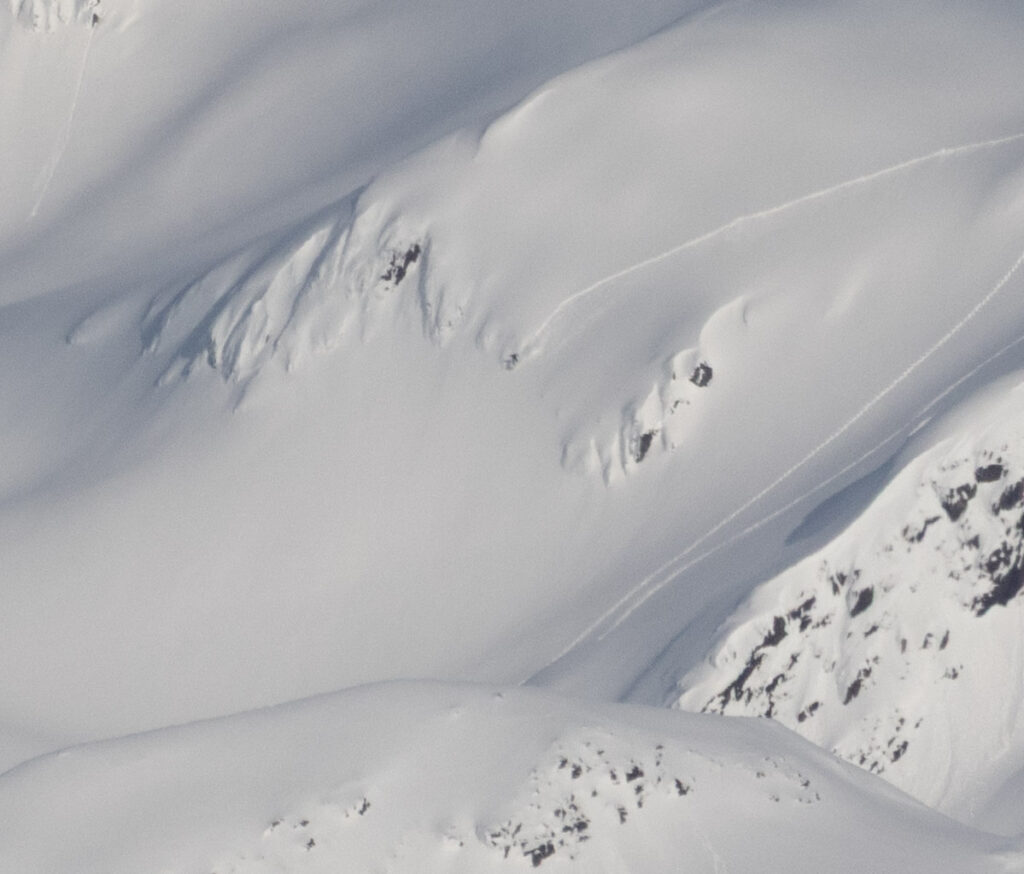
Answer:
xmin=2 ymin=682 xmax=1019 ymax=874
xmin=672 ymin=374 xmax=1024 ymax=834
xmin=0 ymin=0 xmax=704 ymax=300
xmin=4 ymin=1 xmax=1024 ymax=768
xmin=4 ymin=0 xmax=1024 ymax=866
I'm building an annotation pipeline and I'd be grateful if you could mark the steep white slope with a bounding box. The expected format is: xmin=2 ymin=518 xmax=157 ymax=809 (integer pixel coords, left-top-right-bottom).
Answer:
xmin=0 ymin=0 xmax=706 ymax=301
xmin=1 ymin=0 xmax=1024 ymax=775
xmin=673 ymin=373 xmax=1024 ymax=833
xmin=1 ymin=683 xmax=1018 ymax=874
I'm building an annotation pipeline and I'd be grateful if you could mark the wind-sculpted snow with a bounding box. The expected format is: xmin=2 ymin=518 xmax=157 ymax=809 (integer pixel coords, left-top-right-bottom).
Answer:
xmin=674 ymin=380 xmax=1024 ymax=830
xmin=10 ymin=0 xmax=97 ymax=30
xmin=0 ymin=684 xmax=1014 ymax=874
xmin=143 ymin=198 xmax=451 ymax=385
xmin=560 ymin=338 xmax=719 ymax=483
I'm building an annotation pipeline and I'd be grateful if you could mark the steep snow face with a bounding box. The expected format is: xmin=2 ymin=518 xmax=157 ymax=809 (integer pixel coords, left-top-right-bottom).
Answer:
xmin=142 ymin=198 xmax=438 ymax=386
xmin=0 ymin=683 xmax=1015 ymax=874
xmin=673 ymin=377 xmax=1024 ymax=833
xmin=0 ymin=0 xmax=707 ymax=296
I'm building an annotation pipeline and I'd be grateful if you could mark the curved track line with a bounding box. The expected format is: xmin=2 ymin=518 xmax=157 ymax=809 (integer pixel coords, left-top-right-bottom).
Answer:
xmin=30 ymin=24 xmax=95 ymax=219
xmin=532 ymin=243 xmax=1024 ymax=676
xmin=519 ymin=132 xmax=1024 ymax=357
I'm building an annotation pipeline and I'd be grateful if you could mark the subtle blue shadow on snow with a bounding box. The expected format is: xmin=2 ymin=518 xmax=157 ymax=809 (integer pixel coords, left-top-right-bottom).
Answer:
xmin=784 ymin=455 xmax=897 ymax=549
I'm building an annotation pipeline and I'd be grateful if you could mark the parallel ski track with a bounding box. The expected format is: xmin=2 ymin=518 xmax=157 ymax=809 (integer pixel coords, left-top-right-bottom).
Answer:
xmin=519 ymin=132 xmax=1024 ymax=359
xmin=530 ymin=135 xmax=1024 ymax=677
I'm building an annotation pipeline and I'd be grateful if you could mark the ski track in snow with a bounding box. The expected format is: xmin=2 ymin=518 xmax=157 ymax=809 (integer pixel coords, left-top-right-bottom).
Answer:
xmin=30 ymin=23 xmax=94 ymax=219
xmin=519 ymin=132 xmax=1024 ymax=358
xmin=532 ymin=241 xmax=1024 ymax=677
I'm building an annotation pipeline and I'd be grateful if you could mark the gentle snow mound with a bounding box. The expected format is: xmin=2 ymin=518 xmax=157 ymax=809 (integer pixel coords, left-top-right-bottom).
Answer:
xmin=0 ymin=683 xmax=1015 ymax=874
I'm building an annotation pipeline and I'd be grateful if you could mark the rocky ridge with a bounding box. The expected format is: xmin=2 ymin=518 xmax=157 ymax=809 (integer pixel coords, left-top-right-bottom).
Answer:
xmin=673 ymin=380 xmax=1024 ymax=822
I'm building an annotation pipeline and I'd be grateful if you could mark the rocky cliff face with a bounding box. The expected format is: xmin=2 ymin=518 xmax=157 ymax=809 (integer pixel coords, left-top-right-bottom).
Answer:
xmin=673 ymin=381 xmax=1024 ymax=825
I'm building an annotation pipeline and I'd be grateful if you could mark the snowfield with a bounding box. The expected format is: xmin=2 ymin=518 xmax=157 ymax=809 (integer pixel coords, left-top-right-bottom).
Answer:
xmin=2 ymin=0 xmax=1024 ymax=869
xmin=2 ymin=682 xmax=1020 ymax=874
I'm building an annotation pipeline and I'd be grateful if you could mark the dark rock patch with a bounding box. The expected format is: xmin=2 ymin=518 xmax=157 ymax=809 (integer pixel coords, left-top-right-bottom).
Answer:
xmin=829 ymin=569 xmax=859 ymax=596
xmin=849 ymin=587 xmax=874 ymax=617
xmin=975 ymin=463 xmax=1005 ymax=483
xmin=527 ymin=842 xmax=555 ymax=867
xmin=787 ymin=596 xmax=816 ymax=631
xmin=380 ymin=243 xmax=422 ymax=285
xmin=973 ymin=552 xmax=1024 ymax=615
xmin=690 ymin=362 xmax=713 ymax=387
xmin=902 ymin=515 xmax=941 ymax=543
xmin=843 ymin=678 xmax=863 ymax=705
xmin=634 ymin=430 xmax=656 ymax=463
xmin=762 ymin=615 xmax=787 ymax=648
xmin=797 ymin=701 xmax=821 ymax=723
xmin=939 ymin=483 xmax=976 ymax=521
xmin=998 ymin=479 xmax=1024 ymax=513
xmin=843 ymin=667 xmax=872 ymax=705
xmin=712 ymin=653 xmax=763 ymax=709
xmin=709 ymin=615 xmax=791 ymax=712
